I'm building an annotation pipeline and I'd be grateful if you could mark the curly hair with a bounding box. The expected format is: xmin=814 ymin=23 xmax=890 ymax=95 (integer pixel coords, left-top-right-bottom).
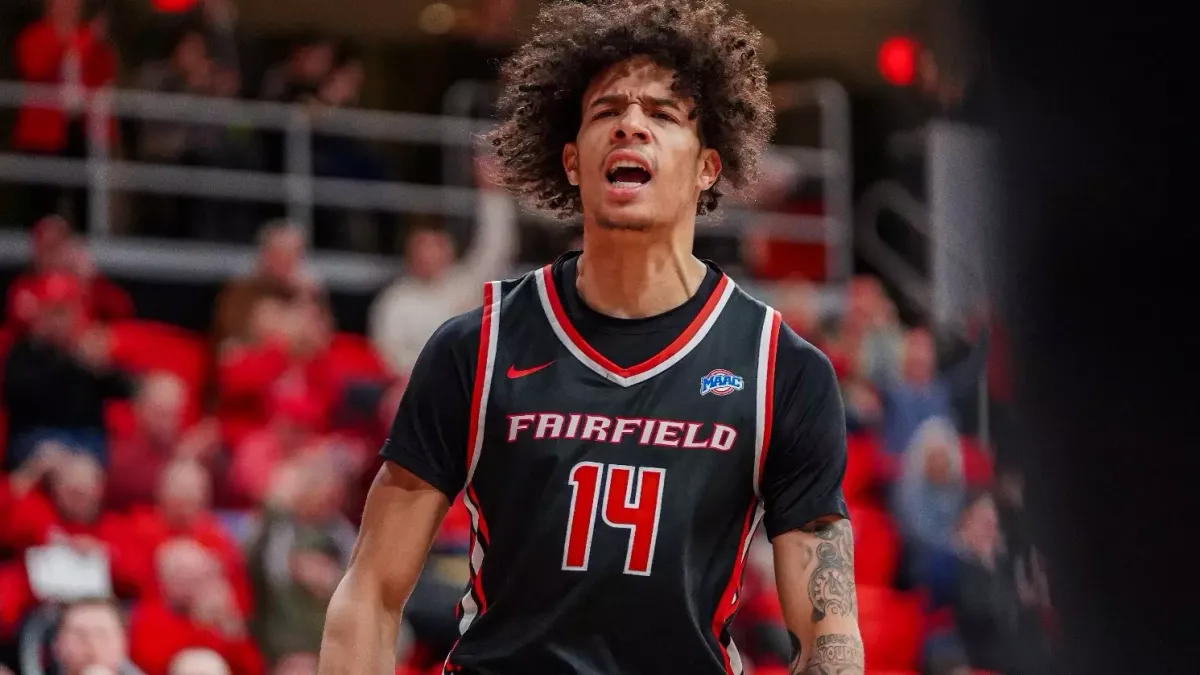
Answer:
xmin=487 ymin=0 xmax=775 ymax=218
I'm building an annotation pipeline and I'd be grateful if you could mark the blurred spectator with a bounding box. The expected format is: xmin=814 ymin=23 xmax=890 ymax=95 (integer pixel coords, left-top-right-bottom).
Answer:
xmin=835 ymin=276 xmax=905 ymax=384
xmin=369 ymin=189 xmax=517 ymax=375
xmin=168 ymin=649 xmax=231 ymax=675
xmin=2 ymin=273 xmax=135 ymax=469
xmin=228 ymin=392 xmax=323 ymax=506
xmin=773 ymin=280 xmax=824 ymax=342
xmin=6 ymin=223 xmax=134 ymax=334
xmin=303 ymin=51 xmax=390 ymax=252
xmin=893 ymin=417 xmax=965 ymax=586
xmin=133 ymin=28 xmax=260 ymax=241
xmin=0 ymin=452 xmax=142 ymax=599
xmin=949 ymin=492 xmax=1052 ymax=675
xmin=247 ymin=456 xmax=354 ymax=665
xmin=259 ymin=33 xmax=336 ymax=103
xmin=5 ymin=215 xmax=73 ymax=331
xmin=128 ymin=539 xmax=263 ymax=675
xmin=210 ymin=223 xmax=307 ymax=350
xmin=13 ymin=0 xmax=117 ymax=227
xmin=123 ymin=460 xmax=252 ymax=610
xmin=877 ymin=325 xmax=988 ymax=456
xmin=216 ymin=287 xmax=337 ymax=450
xmin=52 ymin=599 xmax=144 ymax=675
xmin=107 ymin=373 xmax=221 ymax=511
xmin=63 ymin=240 xmax=135 ymax=325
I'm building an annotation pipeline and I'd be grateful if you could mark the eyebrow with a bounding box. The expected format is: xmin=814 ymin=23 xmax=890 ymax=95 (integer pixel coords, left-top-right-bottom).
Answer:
xmin=588 ymin=94 xmax=684 ymax=110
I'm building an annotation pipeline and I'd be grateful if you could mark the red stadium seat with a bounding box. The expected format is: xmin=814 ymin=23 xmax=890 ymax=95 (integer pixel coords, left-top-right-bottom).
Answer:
xmin=858 ymin=585 xmax=924 ymax=672
xmin=960 ymin=435 xmax=995 ymax=487
xmin=844 ymin=433 xmax=882 ymax=502
xmin=846 ymin=503 xmax=900 ymax=586
xmin=327 ymin=332 xmax=392 ymax=380
xmin=107 ymin=320 xmax=210 ymax=397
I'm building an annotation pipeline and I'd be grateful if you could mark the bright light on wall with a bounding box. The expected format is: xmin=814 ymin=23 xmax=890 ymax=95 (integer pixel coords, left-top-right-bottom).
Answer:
xmin=878 ymin=35 xmax=919 ymax=86
xmin=418 ymin=3 xmax=458 ymax=35
xmin=151 ymin=0 xmax=199 ymax=12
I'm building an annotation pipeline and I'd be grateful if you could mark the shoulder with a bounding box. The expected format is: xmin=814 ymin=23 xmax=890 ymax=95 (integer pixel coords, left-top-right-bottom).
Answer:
xmin=774 ymin=322 xmax=836 ymax=381
xmin=423 ymin=306 xmax=486 ymax=360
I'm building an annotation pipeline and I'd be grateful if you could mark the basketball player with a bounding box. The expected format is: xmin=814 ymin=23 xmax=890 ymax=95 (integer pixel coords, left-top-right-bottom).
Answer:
xmin=318 ymin=0 xmax=861 ymax=673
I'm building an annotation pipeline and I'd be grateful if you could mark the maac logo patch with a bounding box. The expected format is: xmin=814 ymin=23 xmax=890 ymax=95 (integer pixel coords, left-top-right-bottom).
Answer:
xmin=700 ymin=369 xmax=744 ymax=396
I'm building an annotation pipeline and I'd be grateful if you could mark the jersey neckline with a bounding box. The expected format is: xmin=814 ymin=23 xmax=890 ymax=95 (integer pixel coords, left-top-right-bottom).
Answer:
xmin=534 ymin=254 xmax=737 ymax=388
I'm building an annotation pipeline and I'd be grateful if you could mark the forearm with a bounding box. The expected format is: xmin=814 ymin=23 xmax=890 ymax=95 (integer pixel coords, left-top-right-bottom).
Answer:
xmin=773 ymin=520 xmax=865 ymax=675
xmin=317 ymin=571 xmax=403 ymax=675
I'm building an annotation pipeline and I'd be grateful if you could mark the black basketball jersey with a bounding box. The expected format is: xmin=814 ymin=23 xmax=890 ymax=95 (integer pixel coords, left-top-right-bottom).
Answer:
xmin=382 ymin=256 xmax=849 ymax=675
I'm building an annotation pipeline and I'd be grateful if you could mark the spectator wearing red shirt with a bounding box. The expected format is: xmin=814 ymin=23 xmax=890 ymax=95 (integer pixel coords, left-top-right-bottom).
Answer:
xmin=123 ymin=460 xmax=253 ymax=613
xmin=0 ymin=449 xmax=142 ymax=595
xmin=107 ymin=373 xmax=222 ymax=511
xmin=5 ymin=215 xmax=73 ymax=332
xmin=6 ymin=219 xmax=135 ymax=336
xmin=216 ymin=292 xmax=337 ymax=449
xmin=14 ymin=0 xmax=117 ymax=226
xmin=128 ymin=539 xmax=264 ymax=675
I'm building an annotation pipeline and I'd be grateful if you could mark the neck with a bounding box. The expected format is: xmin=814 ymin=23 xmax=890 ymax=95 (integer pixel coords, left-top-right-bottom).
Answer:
xmin=575 ymin=224 xmax=706 ymax=319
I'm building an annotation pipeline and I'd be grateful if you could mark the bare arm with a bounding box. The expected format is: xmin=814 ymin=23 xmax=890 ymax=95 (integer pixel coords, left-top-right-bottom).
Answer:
xmin=772 ymin=517 xmax=864 ymax=675
xmin=317 ymin=462 xmax=451 ymax=675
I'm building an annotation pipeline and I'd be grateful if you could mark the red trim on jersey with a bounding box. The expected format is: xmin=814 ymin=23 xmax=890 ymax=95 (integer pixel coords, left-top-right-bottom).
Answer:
xmin=712 ymin=501 xmax=759 ymax=674
xmin=756 ymin=310 xmax=782 ymax=491
xmin=465 ymin=486 xmax=490 ymax=614
xmin=539 ymin=264 xmax=730 ymax=379
xmin=466 ymin=282 xmax=497 ymax=476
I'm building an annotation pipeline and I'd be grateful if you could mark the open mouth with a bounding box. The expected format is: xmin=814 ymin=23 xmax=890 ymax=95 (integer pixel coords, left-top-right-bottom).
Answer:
xmin=605 ymin=156 xmax=653 ymax=190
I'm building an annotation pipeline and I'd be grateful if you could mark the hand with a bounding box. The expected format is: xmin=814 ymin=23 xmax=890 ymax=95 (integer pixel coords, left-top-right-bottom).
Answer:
xmin=10 ymin=442 xmax=69 ymax=493
xmin=189 ymin=577 xmax=244 ymax=637
xmin=74 ymin=327 xmax=112 ymax=371
xmin=68 ymin=535 xmax=107 ymax=556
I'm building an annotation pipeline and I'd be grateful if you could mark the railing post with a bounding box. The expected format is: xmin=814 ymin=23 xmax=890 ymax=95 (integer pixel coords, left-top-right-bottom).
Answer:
xmin=816 ymin=80 xmax=853 ymax=283
xmin=86 ymin=88 xmax=113 ymax=237
xmin=285 ymin=108 xmax=314 ymax=241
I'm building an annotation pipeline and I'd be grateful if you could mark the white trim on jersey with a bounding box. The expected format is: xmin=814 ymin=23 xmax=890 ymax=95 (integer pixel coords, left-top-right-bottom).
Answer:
xmin=752 ymin=309 xmax=778 ymax=500
xmin=534 ymin=267 xmax=737 ymax=388
xmin=466 ymin=280 xmax=503 ymax=486
xmin=455 ymin=279 xmax=503 ymax=638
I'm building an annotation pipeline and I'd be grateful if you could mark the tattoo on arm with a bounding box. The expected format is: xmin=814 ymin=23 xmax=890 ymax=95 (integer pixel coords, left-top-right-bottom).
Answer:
xmin=789 ymin=634 xmax=865 ymax=675
xmin=803 ymin=519 xmax=857 ymax=622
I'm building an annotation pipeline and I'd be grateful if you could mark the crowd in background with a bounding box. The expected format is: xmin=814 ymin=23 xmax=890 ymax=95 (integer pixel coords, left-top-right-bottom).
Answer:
xmin=0 ymin=0 xmax=1054 ymax=674
xmin=0 ymin=210 xmax=1053 ymax=675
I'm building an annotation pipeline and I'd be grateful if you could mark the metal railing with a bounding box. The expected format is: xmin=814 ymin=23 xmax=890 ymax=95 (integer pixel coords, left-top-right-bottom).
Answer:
xmin=0 ymin=79 xmax=853 ymax=288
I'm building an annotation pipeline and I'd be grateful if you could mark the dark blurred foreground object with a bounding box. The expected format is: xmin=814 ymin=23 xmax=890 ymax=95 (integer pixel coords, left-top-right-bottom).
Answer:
xmin=972 ymin=0 xmax=1191 ymax=672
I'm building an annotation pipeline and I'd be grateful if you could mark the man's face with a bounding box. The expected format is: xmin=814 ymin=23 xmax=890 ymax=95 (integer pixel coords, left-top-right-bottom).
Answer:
xmin=54 ymin=604 xmax=127 ymax=675
xmin=406 ymin=230 xmax=453 ymax=281
xmin=564 ymin=57 xmax=721 ymax=231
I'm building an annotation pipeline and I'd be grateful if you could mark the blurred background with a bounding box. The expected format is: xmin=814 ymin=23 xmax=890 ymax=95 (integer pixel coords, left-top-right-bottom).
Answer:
xmin=0 ymin=1 xmax=1048 ymax=674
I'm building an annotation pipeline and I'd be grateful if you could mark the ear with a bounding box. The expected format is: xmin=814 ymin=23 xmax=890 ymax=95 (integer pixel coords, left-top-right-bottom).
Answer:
xmin=563 ymin=143 xmax=580 ymax=187
xmin=698 ymin=148 xmax=722 ymax=192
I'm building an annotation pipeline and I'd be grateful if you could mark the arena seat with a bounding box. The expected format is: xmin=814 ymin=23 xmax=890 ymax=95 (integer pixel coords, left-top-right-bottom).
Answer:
xmin=846 ymin=503 xmax=900 ymax=586
xmin=107 ymin=320 xmax=210 ymax=398
xmin=843 ymin=433 xmax=881 ymax=503
xmin=960 ymin=435 xmax=995 ymax=487
xmin=858 ymin=585 xmax=924 ymax=672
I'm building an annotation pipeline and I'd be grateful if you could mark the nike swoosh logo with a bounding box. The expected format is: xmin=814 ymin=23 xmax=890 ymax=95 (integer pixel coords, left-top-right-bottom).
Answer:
xmin=507 ymin=361 xmax=555 ymax=379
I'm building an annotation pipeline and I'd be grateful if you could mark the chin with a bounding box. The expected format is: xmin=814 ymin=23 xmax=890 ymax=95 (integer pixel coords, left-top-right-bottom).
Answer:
xmin=593 ymin=203 xmax=664 ymax=232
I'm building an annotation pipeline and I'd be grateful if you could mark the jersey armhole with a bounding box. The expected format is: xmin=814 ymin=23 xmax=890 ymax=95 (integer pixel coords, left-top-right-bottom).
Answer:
xmin=752 ymin=308 xmax=783 ymax=501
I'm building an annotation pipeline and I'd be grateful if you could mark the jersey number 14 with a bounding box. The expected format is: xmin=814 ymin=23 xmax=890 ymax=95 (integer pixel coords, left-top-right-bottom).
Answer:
xmin=562 ymin=461 xmax=665 ymax=576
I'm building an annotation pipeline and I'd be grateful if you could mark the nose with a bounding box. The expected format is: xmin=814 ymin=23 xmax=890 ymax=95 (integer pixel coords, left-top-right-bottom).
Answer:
xmin=610 ymin=105 xmax=651 ymax=144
